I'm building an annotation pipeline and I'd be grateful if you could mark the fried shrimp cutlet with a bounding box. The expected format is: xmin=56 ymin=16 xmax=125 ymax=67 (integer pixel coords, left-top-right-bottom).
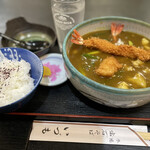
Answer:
xmin=83 ymin=37 xmax=150 ymax=61
xmin=71 ymin=29 xmax=150 ymax=62
xmin=95 ymin=56 xmax=123 ymax=77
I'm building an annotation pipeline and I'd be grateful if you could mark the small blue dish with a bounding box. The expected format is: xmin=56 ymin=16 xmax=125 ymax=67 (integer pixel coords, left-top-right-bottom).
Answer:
xmin=0 ymin=47 xmax=43 ymax=113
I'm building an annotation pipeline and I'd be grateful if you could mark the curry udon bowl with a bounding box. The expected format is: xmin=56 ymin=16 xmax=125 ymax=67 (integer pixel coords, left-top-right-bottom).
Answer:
xmin=63 ymin=16 xmax=150 ymax=108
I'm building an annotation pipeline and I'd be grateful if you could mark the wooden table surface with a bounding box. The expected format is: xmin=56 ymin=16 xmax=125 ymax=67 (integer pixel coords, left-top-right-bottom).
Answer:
xmin=0 ymin=0 xmax=150 ymax=150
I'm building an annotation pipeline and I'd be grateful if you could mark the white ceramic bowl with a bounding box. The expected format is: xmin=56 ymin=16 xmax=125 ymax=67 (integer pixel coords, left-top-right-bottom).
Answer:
xmin=63 ymin=16 xmax=150 ymax=108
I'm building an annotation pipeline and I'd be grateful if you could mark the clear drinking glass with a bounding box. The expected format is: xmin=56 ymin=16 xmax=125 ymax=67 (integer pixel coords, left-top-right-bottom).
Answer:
xmin=51 ymin=0 xmax=85 ymax=52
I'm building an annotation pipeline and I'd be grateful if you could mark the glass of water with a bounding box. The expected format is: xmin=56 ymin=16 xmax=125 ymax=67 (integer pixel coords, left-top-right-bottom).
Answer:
xmin=51 ymin=0 xmax=85 ymax=52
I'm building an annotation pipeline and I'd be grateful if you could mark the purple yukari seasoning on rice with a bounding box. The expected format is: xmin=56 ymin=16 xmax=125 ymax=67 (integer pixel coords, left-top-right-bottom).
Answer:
xmin=0 ymin=58 xmax=34 ymax=106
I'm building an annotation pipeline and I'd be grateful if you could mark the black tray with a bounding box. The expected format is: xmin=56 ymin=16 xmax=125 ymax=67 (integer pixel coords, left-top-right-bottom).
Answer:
xmin=8 ymin=67 xmax=150 ymax=125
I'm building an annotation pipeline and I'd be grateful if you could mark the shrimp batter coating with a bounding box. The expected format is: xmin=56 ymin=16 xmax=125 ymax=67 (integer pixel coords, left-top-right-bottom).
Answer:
xmin=95 ymin=56 xmax=123 ymax=77
xmin=83 ymin=37 xmax=150 ymax=61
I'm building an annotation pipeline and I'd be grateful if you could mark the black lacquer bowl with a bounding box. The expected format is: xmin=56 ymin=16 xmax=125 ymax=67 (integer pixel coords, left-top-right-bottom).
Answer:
xmin=1 ymin=17 xmax=56 ymax=57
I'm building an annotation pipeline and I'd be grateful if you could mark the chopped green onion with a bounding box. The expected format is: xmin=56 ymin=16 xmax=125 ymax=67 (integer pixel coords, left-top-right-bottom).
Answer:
xmin=87 ymin=51 xmax=100 ymax=55
xmin=128 ymin=41 xmax=133 ymax=46
xmin=82 ymin=53 xmax=99 ymax=59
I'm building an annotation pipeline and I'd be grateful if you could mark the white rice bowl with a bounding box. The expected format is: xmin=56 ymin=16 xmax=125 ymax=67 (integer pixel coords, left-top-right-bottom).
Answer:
xmin=0 ymin=58 xmax=34 ymax=106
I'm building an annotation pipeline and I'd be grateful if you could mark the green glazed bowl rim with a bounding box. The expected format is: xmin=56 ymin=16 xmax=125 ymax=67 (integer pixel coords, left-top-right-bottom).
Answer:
xmin=63 ymin=16 xmax=150 ymax=96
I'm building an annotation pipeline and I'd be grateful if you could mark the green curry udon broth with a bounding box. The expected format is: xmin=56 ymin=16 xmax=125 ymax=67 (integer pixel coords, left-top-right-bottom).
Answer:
xmin=68 ymin=30 xmax=150 ymax=89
